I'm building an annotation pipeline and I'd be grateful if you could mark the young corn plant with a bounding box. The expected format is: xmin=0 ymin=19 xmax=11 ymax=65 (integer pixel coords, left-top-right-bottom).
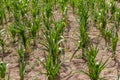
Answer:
xmin=78 ymin=0 xmax=90 ymax=31
xmin=43 ymin=0 xmax=53 ymax=19
xmin=111 ymin=32 xmax=118 ymax=58
xmin=53 ymin=0 xmax=57 ymax=8
xmin=30 ymin=0 xmax=41 ymax=46
xmin=71 ymin=0 xmax=90 ymax=60
xmin=70 ymin=0 xmax=90 ymax=61
xmin=79 ymin=25 xmax=90 ymax=61
xmin=93 ymin=0 xmax=107 ymax=29
xmin=71 ymin=24 xmax=90 ymax=61
xmin=13 ymin=23 xmax=30 ymax=58
xmin=86 ymin=0 xmax=96 ymax=23
xmin=11 ymin=0 xmax=29 ymax=26
xmin=18 ymin=0 xmax=30 ymax=30
xmin=40 ymin=20 xmax=65 ymax=80
xmin=0 ymin=61 xmax=7 ymax=80
xmin=11 ymin=0 xmax=21 ymax=23
xmin=97 ymin=9 xmax=107 ymax=31
xmin=102 ymin=29 xmax=112 ymax=47
xmin=79 ymin=26 xmax=90 ymax=59
xmin=96 ymin=0 xmax=108 ymax=28
xmin=58 ymin=0 xmax=68 ymax=35
xmin=114 ymin=8 xmax=120 ymax=31
xmin=83 ymin=46 xmax=109 ymax=80
xmin=88 ymin=0 xmax=95 ymax=11
xmin=9 ymin=24 xmax=17 ymax=43
xmin=29 ymin=22 xmax=39 ymax=46
xmin=0 ymin=39 xmax=5 ymax=61
xmin=0 ymin=29 xmax=5 ymax=61
xmin=97 ymin=0 xmax=106 ymax=10
xmin=0 ymin=0 xmax=7 ymax=25
xmin=4 ymin=0 xmax=12 ymax=20
xmin=70 ymin=0 xmax=76 ymax=14
xmin=15 ymin=0 xmax=29 ymax=18
xmin=109 ymin=0 xmax=116 ymax=19
xmin=11 ymin=0 xmax=31 ymax=57
xmin=41 ymin=53 xmax=61 ymax=80
xmin=17 ymin=48 xmax=26 ymax=80
xmin=42 ymin=0 xmax=53 ymax=32
xmin=59 ymin=0 xmax=68 ymax=18
xmin=92 ymin=9 xmax=99 ymax=27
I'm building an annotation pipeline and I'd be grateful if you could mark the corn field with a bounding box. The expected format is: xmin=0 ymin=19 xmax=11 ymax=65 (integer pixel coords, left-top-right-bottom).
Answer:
xmin=0 ymin=0 xmax=120 ymax=80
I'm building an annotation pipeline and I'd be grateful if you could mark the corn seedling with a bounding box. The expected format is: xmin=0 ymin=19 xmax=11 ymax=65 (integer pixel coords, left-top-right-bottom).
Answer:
xmin=109 ymin=0 xmax=116 ymax=19
xmin=30 ymin=22 xmax=39 ymax=46
xmin=0 ymin=39 xmax=5 ymax=61
xmin=70 ymin=0 xmax=90 ymax=61
xmin=70 ymin=0 xmax=76 ymax=14
xmin=92 ymin=10 xmax=99 ymax=27
xmin=77 ymin=0 xmax=90 ymax=56
xmin=98 ymin=9 xmax=107 ymax=31
xmin=89 ymin=0 xmax=95 ymax=11
xmin=0 ymin=61 xmax=7 ymax=80
xmin=4 ymin=0 xmax=12 ymax=19
xmin=17 ymin=48 xmax=26 ymax=80
xmin=97 ymin=0 xmax=106 ymax=10
xmin=40 ymin=53 xmax=61 ymax=80
xmin=117 ymin=73 xmax=120 ymax=80
xmin=40 ymin=19 xmax=65 ymax=80
xmin=53 ymin=0 xmax=57 ymax=9
xmin=96 ymin=0 xmax=108 ymax=32
xmin=111 ymin=32 xmax=118 ymax=58
xmin=102 ymin=29 xmax=112 ymax=46
xmin=78 ymin=0 xmax=89 ymax=30
xmin=9 ymin=24 xmax=17 ymax=43
xmin=71 ymin=24 xmax=90 ymax=61
xmin=43 ymin=0 xmax=53 ymax=19
xmin=86 ymin=0 xmax=96 ymax=23
xmin=83 ymin=46 xmax=109 ymax=80
xmin=10 ymin=0 xmax=31 ymax=58
xmin=11 ymin=0 xmax=30 ymax=26
xmin=0 ymin=29 xmax=5 ymax=61
xmin=42 ymin=0 xmax=53 ymax=31
xmin=16 ymin=0 xmax=29 ymax=18
xmin=92 ymin=0 xmax=107 ymax=28
xmin=79 ymin=25 xmax=90 ymax=60
xmin=114 ymin=8 xmax=120 ymax=31
xmin=30 ymin=0 xmax=41 ymax=46
xmin=0 ymin=0 xmax=7 ymax=25
xmin=13 ymin=23 xmax=30 ymax=58
xmin=59 ymin=0 xmax=68 ymax=18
